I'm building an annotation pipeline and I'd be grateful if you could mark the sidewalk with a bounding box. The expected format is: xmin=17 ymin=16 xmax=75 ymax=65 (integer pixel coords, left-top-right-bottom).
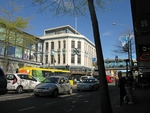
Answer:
xmin=95 ymin=83 xmax=150 ymax=113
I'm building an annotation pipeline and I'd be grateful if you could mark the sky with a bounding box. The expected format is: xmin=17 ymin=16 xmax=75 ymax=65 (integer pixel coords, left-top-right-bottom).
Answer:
xmin=0 ymin=0 xmax=135 ymax=60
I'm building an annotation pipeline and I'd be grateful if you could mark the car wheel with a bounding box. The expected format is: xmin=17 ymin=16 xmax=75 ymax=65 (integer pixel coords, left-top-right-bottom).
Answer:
xmin=92 ymin=86 xmax=97 ymax=91
xmin=77 ymin=89 xmax=81 ymax=91
xmin=68 ymin=88 xmax=72 ymax=94
xmin=16 ymin=86 xmax=23 ymax=94
xmin=34 ymin=94 xmax=39 ymax=97
xmin=52 ymin=89 xmax=58 ymax=97
xmin=96 ymin=86 xmax=99 ymax=91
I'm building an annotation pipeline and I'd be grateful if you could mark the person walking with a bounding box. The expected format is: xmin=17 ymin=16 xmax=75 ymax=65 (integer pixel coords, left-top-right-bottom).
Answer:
xmin=124 ymin=71 xmax=134 ymax=104
xmin=118 ymin=71 xmax=126 ymax=106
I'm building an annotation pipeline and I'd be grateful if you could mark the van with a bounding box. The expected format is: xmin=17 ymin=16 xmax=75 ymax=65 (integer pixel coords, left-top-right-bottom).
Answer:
xmin=0 ymin=67 xmax=7 ymax=95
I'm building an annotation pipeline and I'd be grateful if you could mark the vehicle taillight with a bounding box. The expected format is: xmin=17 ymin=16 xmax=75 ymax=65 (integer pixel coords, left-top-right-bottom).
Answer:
xmin=13 ymin=78 xmax=17 ymax=84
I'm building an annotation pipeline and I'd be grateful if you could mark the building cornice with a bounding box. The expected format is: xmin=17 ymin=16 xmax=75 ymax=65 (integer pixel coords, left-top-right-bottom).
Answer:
xmin=40 ymin=34 xmax=95 ymax=47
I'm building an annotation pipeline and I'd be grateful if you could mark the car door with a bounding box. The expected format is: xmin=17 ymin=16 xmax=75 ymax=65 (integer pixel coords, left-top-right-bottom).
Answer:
xmin=64 ymin=77 xmax=71 ymax=91
xmin=58 ymin=78 xmax=66 ymax=93
xmin=19 ymin=74 xmax=30 ymax=90
xmin=28 ymin=76 xmax=39 ymax=89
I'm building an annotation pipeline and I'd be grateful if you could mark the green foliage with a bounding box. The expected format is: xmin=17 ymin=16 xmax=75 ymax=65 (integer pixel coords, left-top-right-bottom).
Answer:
xmin=0 ymin=1 xmax=38 ymax=73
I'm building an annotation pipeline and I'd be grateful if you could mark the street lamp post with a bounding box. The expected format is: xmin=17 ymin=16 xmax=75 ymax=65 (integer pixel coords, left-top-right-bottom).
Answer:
xmin=112 ymin=23 xmax=133 ymax=70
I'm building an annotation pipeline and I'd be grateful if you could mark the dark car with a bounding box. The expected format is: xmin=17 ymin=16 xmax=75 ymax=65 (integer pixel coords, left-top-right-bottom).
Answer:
xmin=0 ymin=67 xmax=7 ymax=95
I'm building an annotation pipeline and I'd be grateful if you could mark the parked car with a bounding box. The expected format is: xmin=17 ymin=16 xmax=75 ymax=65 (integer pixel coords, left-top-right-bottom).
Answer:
xmin=93 ymin=75 xmax=113 ymax=83
xmin=0 ymin=68 xmax=7 ymax=95
xmin=77 ymin=78 xmax=100 ymax=91
xmin=80 ymin=76 xmax=93 ymax=82
xmin=34 ymin=76 xmax=72 ymax=97
xmin=6 ymin=73 xmax=40 ymax=94
xmin=106 ymin=75 xmax=113 ymax=83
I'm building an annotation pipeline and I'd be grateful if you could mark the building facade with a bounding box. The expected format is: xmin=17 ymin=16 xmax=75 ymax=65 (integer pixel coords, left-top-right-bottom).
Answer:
xmin=0 ymin=26 xmax=44 ymax=73
xmin=40 ymin=25 xmax=96 ymax=72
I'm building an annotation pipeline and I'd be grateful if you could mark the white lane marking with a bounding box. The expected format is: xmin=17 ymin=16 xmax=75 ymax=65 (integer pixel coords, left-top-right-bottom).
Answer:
xmin=46 ymin=101 xmax=57 ymax=105
xmin=0 ymin=95 xmax=31 ymax=102
xmin=58 ymin=93 xmax=77 ymax=97
xmin=18 ymin=106 xmax=35 ymax=112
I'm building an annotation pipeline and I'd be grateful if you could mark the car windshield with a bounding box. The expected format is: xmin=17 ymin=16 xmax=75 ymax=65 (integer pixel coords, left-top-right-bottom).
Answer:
xmin=81 ymin=77 xmax=88 ymax=79
xmin=42 ymin=77 xmax=59 ymax=83
xmin=82 ymin=79 xmax=95 ymax=83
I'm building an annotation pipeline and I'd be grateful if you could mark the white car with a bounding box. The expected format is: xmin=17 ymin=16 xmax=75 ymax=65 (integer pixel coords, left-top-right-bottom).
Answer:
xmin=34 ymin=76 xmax=72 ymax=97
xmin=77 ymin=78 xmax=100 ymax=91
xmin=6 ymin=73 xmax=40 ymax=94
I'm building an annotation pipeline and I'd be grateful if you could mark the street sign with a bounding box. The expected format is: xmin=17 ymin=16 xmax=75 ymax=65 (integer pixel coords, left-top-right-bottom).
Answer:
xmin=139 ymin=45 xmax=150 ymax=52
xmin=139 ymin=53 xmax=150 ymax=61
xmin=135 ymin=15 xmax=150 ymax=33
xmin=130 ymin=0 xmax=150 ymax=67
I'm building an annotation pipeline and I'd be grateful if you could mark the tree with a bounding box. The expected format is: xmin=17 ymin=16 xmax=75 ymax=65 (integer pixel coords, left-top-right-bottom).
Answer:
xmin=31 ymin=0 xmax=122 ymax=113
xmin=112 ymin=30 xmax=135 ymax=55
xmin=0 ymin=1 xmax=38 ymax=73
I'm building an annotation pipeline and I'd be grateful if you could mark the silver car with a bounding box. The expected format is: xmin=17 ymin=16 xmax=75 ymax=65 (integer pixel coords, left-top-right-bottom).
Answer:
xmin=77 ymin=78 xmax=100 ymax=91
xmin=34 ymin=76 xmax=72 ymax=97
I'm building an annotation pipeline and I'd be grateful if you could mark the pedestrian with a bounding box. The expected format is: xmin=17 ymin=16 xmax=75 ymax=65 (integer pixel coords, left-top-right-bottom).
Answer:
xmin=124 ymin=71 xmax=134 ymax=104
xmin=118 ymin=71 xmax=126 ymax=106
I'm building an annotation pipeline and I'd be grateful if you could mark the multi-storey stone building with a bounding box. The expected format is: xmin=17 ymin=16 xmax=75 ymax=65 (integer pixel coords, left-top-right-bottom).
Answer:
xmin=40 ymin=25 xmax=96 ymax=72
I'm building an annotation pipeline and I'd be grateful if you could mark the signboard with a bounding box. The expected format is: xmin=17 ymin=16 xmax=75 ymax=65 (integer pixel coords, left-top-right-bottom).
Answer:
xmin=139 ymin=53 xmax=150 ymax=61
xmin=130 ymin=0 xmax=150 ymax=67
xmin=135 ymin=15 xmax=150 ymax=34
xmin=139 ymin=45 xmax=150 ymax=52
xmin=139 ymin=45 xmax=150 ymax=61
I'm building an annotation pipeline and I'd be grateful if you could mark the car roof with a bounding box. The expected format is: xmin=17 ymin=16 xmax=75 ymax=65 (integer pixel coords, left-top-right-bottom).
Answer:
xmin=6 ymin=73 xmax=30 ymax=75
xmin=49 ymin=76 xmax=66 ymax=78
xmin=84 ymin=78 xmax=96 ymax=80
xmin=81 ymin=76 xmax=93 ymax=78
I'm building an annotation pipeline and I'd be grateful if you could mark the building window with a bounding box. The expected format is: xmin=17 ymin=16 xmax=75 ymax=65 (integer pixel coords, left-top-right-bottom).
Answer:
xmin=46 ymin=42 xmax=49 ymax=50
xmin=63 ymin=40 xmax=66 ymax=49
xmin=63 ymin=54 xmax=65 ymax=64
xmin=77 ymin=41 xmax=81 ymax=49
xmin=71 ymin=40 xmax=75 ymax=48
xmin=45 ymin=55 xmax=48 ymax=64
xmin=77 ymin=55 xmax=81 ymax=64
xmin=51 ymin=42 xmax=54 ymax=49
xmin=58 ymin=54 xmax=60 ymax=64
xmin=71 ymin=54 xmax=75 ymax=63
xmin=58 ymin=41 xmax=61 ymax=49
xmin=51 ymin=55 xmax=54 ymax=64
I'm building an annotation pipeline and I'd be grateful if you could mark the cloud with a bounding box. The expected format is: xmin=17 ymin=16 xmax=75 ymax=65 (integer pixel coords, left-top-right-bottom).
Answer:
xmin=102 ymin=31 xmax=112 ymax=36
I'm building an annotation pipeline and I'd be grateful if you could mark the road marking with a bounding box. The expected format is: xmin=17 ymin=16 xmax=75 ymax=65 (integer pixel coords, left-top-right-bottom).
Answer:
xmin=18 ymin=106 xmax=35 ymax=112
xmin=46 ymin=101 xmax=57 ymax=105
xmin=58 ymin=93 xmax=77 ymax=97
xmin=0 ymin=95 xmax=30 ymax=102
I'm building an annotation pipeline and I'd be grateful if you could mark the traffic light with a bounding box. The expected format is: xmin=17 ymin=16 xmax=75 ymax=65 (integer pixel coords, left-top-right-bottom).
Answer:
xmin=130 ymin=0 xmax=150 ymax=67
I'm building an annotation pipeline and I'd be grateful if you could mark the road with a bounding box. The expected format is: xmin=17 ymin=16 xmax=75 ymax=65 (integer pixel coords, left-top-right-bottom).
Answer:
xmin=0 ymin=83 xmax=116 ymax=113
